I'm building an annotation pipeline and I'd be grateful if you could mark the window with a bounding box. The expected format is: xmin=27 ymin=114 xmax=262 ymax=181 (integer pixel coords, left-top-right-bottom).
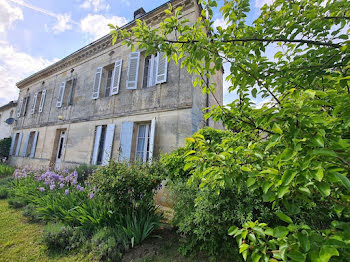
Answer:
xmin=56 ymin=79 xmax=76 ymax=108
xmin=91 ymin=124 xmax=115 ymax=165
xmin=119 ymin=118 xmax=156 ymax=163
xmin=22 ymin=96 xmax=29 ymax=116
xmin=105 ymin=69 xmax=113 ymax=97
xmin=22 ymin=131 xmax=39 ymax=157
xmin=143 ymin=54 xmax=158 ymax=88
xmin=135 ymin=123 xmax=151 ymax=162
xmin=31 ymin=90 xmax=46 ymax=114
xmin=92 ymin=59 xmax=123 ymax=99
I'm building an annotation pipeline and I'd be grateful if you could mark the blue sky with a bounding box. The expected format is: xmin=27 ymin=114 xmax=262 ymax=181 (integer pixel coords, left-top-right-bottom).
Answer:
xmin=0 ymin=0 xmax=271 ymax=107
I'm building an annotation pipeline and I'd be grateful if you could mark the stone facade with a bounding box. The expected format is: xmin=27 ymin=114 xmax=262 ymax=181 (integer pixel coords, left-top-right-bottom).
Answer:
xmin=0 ymin=101 xmax=17 ymax=140
xmin=9 ymin=0 xmax=223 ymax=170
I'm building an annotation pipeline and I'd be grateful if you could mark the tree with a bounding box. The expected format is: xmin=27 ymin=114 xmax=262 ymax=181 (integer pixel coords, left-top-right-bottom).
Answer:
xmin=110 ymin=0 xmax=350 ymax=260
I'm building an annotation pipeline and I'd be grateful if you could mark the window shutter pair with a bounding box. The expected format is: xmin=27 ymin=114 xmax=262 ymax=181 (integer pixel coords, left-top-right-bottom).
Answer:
xmin=22 ymin=131 xmax=39 ymax=157
xmin=119 ymin=118 xmax=156 ymax=163
xmin=17 ymin=98 xmax=23 ymax=118
xmin=56 ymin=82 xmax=66 ymax=107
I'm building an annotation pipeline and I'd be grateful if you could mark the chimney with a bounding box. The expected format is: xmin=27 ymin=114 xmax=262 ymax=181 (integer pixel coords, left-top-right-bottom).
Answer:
xmin=134 ymin=7 xmax=146 ymax=19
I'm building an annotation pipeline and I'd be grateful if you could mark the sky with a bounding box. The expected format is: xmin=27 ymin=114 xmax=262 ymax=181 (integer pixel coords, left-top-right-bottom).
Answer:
xmin=0 ymin=0 xmax=273 ymax=107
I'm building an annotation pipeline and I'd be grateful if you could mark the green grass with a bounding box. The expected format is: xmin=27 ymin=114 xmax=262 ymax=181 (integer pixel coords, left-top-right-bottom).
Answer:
xmin=0 ymin=199 xmax=93 ymax=262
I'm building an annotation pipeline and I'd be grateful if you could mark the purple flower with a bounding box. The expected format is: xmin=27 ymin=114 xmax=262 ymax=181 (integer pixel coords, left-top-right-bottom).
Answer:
xmin=89 ymin=193 xmax=94 ymax=199
xmin=59 ymin=183 xmax=64 ymax=188
xmin=44 ymin=180 xmax=50 ymax=185
xmin=39 ymin=187 xmax=45 ymax=192
xmin=76 ymin=185 xmax=84 ymax=191
xmin=76 ymin=185 xmax=81 ymax=190
xmin=49 ymin=184 xmax=55 ymax=190
xmin=64 ymin=189 xmax=69 ymax=195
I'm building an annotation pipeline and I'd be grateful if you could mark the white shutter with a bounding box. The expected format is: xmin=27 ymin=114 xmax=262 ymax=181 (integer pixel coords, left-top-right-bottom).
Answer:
xmin=56 ymin=82 xmax=66 ymax=108
xmin=31 ymin=92 xmax=38 ymax=114
xmin=126 ymin=52 xmax=140 ymax=89
xmin=102 ymin=124 xmax=115 ymax=166
xmin=155 ymin=52 xmax=168 ymax=84
xmin=149 ymin=118 xmax=156 ymax=163
xmin=119 ymin=122 xmax=134 ymax=162
xmin=92 ymin=67 xmax=103 ymax=99
xmin=39 ymin=89 xmax=46 ymax=113
xmin=30 ymin=131 xmax=39 ymax=158
xmin=110 ymin=59 xmax=123 ymax=95
xmin=15 ymin=132 xmax=23 ymax=156
xmin=9 ymin=134 xmax=16 ymax=156
xmin=22 ymin=133 xmax=31 ymax=157
xmin=17 ymin=98 xmax=23 ymax=118
xmin=91 ymin=126 xmax=102 ymax=165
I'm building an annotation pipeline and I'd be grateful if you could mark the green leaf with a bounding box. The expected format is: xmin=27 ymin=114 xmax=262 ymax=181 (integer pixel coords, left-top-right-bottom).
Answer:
xmin=312 ymin=134 xmax=324 ymax=148
xmin=183 ymin=162 xmax=193 ymax=171
xmin=252 ymin=253 xmax=261 ymax=262
xmin=185 ymin=150 xmax=196 ymax=156
xmin=334 ymin=172 xmax=350 ymax=192
xmin=281 ymin=170 xmax=297 ymax=186
xmin=319 ymin=246 xmax=339 ymax=262
xmin=275 ymin=211 xmax=293 ymax=224
xmin=273 ymin=226 xmax=289 ymax=238
xmin=278 ymin=186 xmax=289 ymax=198
xmin=247 ymin=177 xmax=256 ymax=187
xmin=297 ymin=232 xmax=310 ymax=252
xmin=241 ymin=166 xmax=251 ymax=172
xmin=316 ymin=182 xmax=331 ymax=196
xmin=280 ymin=148 xmax=294 ymax=161
xmin=312 ymin=168 xmax=324 ymax=182
xmin=228 ymin=226 xmax=238 ymax=236
xmin=252 ymin=88 xmax=257 ymax=98
xmin=287 ymin=250 xmax=306 ymax=262
xmin=239 ymin=243 xmax=249 ymax=253
xmin=272 ymin=123 xmax=283 ymax=135
xmin=311 ymin=149 xmax=337 ymax=157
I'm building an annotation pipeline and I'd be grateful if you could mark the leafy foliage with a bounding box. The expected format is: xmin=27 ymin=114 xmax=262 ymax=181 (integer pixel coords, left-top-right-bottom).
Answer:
xmin=0 ymin=137 xmax=11 ymax=159
xmin=0 ymin=164 xmax=15 ymax=178
xmin=113 ymin=0 xmax=350 ymax=260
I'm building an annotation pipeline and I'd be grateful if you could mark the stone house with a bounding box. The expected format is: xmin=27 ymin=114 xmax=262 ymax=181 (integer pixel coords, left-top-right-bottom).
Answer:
xmin=0 ymin=101 xmax=17 ymax=140
xmin=9 ymin=0 xmax=223 ymax=170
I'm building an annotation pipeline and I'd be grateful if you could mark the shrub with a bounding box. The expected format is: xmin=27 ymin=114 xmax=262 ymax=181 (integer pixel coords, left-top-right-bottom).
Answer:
xmin=91 ymin=228 xmax=125 ymax=262
xmin=170 ymin=181 xmax=273 ymax=260
xmin=0 ymin=176 xmax=13 ymax=186
xmin=0 ymin=164 xmax=15 ymax=178
xmin=22 ymin=204 xmax=41 ymax=222
xmin=0 ymin=186 xmax=8 ymax=199
xmin=0 ymin=137 xmax=11 ymax=159
xmin=42 ymin=223 xmax=75 ymax=251
xmin=88 ymin=160 xmax=165 ymax=213
xmin=8 ymin=197 xmax=27 ymax=208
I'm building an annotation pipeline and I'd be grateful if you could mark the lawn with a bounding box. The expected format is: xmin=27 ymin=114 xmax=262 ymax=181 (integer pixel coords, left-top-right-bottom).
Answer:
xmin=0 ymin=199 xmax=93 ymax=262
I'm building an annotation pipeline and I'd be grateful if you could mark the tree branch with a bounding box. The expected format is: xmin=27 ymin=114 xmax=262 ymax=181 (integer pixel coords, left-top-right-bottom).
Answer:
xmin=163 ymin=38 xmax=342 ymax=48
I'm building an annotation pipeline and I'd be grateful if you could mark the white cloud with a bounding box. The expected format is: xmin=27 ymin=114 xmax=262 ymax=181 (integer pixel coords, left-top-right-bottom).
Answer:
xmin=120 ymin=0 xmax=131 ymax=6
xmin=0 ymin=0 xmax=23 ymax=33
xmin=80 ymin=0 xmax=110 ymax=12
xmin=255 ymin=0 xmax=274 ymax=8
xmin=0 ymin=42 xmax=58 ymax=106
xmin=53 ymin=13 xmax=72 ymax=33
xmin=8 ymin=0 xmax=78 ymax=33
xmin=213 ymin=17 xmax=228 ymax=29
xmin=80 ymin=14 xmax=128 ymax=40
